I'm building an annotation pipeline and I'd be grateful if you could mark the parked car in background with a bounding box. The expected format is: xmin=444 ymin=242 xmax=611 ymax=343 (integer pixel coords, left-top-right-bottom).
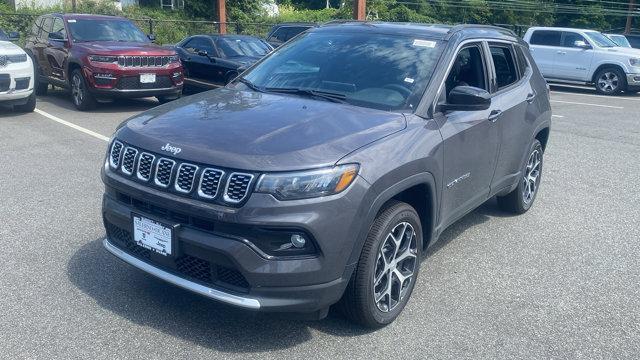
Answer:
xmin=174 ymin=34 xmax=272 ymax=89
xmin=265 ymin=22 xmax=315 ymax=48
xmin=524 ymin=27 xmax=640 ymax=94
xmin=624 ymin=34 xmax=640 ymax=49
xmin=605 ymin=33 xmax=632 ymax=48
xmin=102 ymin=22 xmax=550 ymax=327
xmin=24 ymin=14 xmax=184 ymax=110
xmin=0 ymin=28 xmax=20 ymax=42
xmin=0 ymin=35 xmax=36 ymax=112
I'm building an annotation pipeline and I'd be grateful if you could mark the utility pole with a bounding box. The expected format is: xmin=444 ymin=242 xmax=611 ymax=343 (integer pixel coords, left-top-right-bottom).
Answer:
xmin=625 ymin=0 xmax=635 ymax=34
xmin=353 ymin=0 xmax=366 ymax=20
xmin=71 ymin=0 xmax=76 ymax=12
xmin=217 ymin=0 xmax=227 ymax=34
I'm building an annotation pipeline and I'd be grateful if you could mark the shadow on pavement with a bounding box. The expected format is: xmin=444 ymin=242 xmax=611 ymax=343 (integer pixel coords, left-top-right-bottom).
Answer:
xmin=550 ymin=84 xmax=640 ymax=98
xmin=39 ymin=88 xmax=160 ymax=114
xmin=66 ymin=199 xmax=507 ymax=349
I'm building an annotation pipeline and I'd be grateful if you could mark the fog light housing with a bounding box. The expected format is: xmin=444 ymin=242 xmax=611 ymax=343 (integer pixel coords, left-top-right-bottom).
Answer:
xmin=290 ymin=234 xmax=306 ymax=248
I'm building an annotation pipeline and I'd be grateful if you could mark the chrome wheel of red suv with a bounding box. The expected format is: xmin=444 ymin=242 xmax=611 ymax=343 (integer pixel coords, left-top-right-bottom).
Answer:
xmin=71 ymin=70 xmax=96 ymax=110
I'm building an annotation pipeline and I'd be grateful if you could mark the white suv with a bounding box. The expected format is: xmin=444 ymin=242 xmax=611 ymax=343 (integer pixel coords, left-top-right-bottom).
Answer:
xmin=0 ymin=31 xmax=36 ymax=112
xmin=523 ymin=27 xmax=640 ymax=95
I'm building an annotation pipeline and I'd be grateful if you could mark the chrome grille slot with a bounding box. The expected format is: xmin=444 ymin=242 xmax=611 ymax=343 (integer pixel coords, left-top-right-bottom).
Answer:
xmin=121 ymin=147 xmax=138 ymax=175
xmin=175 ymin=163 xmax=199 ymax=193
xmin=154 ymin=158 xmax=176 ymax=188
xmin=224 ymin=173 xmax=254 ymax=203
xmin=109 ymin=140 xmax=124 ymax=168
xmin=198 ymin=168 xmax=224 ymax=199
xmin=136 ymin=152 xmax=155 ymax=181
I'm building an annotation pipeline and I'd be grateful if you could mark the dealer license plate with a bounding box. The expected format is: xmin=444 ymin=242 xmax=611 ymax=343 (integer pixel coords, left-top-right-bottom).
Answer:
xmin=133 ymin=215 xmax=172 ymax=256
xmin=140 ymin=73 xmax=156 ymax=84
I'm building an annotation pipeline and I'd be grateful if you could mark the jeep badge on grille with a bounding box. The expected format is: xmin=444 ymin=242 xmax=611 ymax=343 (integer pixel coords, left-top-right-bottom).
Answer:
xmin=161 ymin=143 xmax=182 ymax=155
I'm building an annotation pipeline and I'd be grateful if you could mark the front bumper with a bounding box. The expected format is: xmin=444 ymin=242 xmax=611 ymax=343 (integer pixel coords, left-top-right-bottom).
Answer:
xmin=101 ymin=167 xmax=370 ymax=313
xmin=0 ymin=59 xmax=34 ymax=102
xmin=83 ymin=64 xmax=183 ymax=99
xmin=626 ymin=73 xmax=640 ymax=90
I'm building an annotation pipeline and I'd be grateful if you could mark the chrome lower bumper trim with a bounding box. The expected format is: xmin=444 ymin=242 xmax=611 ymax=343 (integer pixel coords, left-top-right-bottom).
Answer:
xmin=103 ymin=238 xmax=261 ymax=310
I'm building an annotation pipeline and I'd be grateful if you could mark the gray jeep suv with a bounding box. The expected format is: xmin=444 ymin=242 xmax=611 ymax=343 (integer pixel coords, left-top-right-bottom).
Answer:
xmin=102 ymin=22 xmax=551 ymax=327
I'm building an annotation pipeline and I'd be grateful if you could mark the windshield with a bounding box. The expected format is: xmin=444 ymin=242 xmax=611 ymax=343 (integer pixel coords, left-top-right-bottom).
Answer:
xmin=218 ymin=37 xmax=271 ymax=58
xmin=606 ymin=34 xmax=631 ymax=48
xmin=68 ymin=19 xmax=149 ymax=43
xmin=585 ymin=31 xmax=617 ymax=48
xmin=240 ymin=31 xmax=443 ymax=111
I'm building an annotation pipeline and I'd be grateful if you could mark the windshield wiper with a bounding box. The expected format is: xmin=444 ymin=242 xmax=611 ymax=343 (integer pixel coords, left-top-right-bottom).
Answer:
xmin=236 ymin=77 xmax=264 ymax=93
xmin=264 ymin=87 xmax=347 ymax=103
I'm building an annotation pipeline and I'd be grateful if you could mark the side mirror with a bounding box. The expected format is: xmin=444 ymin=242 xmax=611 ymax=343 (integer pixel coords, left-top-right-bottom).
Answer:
xmin=8 ymin=31 xmax=19 ymax=42
xmin=147 ymin=34 xmax=156 ymax=42
xmin=48 ymin=31 xmax=67 ymax=41
xmin=442 ymin=86 xmax=491 ymax=112
xmin=197 ymin=50 xmax=216 ymax=62
xmin=574 ymin=40 xmax=591 ymax=49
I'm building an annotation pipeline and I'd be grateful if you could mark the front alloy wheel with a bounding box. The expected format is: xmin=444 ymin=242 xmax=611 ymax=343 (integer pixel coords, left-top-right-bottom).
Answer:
xmin=595 ymin=68 xmax=626 ymax=95
xmin=340 ymin=200 xmax=422 ymax=328
xmin=70 ymin=69 xmax=96 ymax=110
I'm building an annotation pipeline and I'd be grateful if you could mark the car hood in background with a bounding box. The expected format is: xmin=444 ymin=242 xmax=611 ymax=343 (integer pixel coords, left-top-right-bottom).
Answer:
xmin=116 ymin=88 xmax=406 ymax=171
xmin=73 ymin=41 xmax=175 ymax=55
xmin=0 ymin=40 xmax=27 ymax=55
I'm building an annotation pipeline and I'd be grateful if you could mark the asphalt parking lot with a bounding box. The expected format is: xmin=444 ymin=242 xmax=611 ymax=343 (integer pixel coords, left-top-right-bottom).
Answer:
xmin=1 ymin=85 xmax=639 ymax=359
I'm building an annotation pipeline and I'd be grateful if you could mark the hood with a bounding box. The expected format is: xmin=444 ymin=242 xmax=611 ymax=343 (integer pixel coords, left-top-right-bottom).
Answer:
xmin=116 ymin=88 xmax=406 ymax=171
xmin=73 ymin=41 xmax=175 ymax=56
xmin=0 ymin=41 xmax=26 ymax=55
xmin=605 ymin=47 xmax=640 ymax=56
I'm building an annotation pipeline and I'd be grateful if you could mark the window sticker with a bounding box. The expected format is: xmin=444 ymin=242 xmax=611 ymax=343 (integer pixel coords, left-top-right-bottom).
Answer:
xmin=413 ymin=39 xmax=436 ymax=48
xmin=404 ymin=77 xmax=415 ymax=84
xmin=68 ymin=19 xmax=76 ymax=23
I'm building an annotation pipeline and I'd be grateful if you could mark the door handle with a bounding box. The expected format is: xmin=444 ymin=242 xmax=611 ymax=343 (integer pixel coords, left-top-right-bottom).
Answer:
xmin=488 ymin=110 xmax=502 ymax=123
xmin=526 ymin=92 xmax=536 ymax=103
xmin=556 ymin=51 xmax=566 ymax=55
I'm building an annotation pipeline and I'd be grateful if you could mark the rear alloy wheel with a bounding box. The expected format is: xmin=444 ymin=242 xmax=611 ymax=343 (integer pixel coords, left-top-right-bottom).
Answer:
xmin=340 ymin=200 xmax=422 ymax=328
xmin=497 ymin=139 xmax=543 ymax=214
xmin=71 ymin=69 xmax=96 ymax=110
xmin=595 ymin=67 xmax=626 ymax=95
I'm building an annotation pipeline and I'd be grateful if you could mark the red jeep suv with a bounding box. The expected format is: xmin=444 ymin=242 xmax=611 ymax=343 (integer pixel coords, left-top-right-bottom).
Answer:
xmin=25 ymin=14 xmax=183 ymax=110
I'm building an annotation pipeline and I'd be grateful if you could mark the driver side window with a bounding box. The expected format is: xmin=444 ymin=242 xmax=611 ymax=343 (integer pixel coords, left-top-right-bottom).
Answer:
xmin=183 ymin=37 xmax=215 ymax=56
xmin=444 ymin=45 xmax=487 ymax=97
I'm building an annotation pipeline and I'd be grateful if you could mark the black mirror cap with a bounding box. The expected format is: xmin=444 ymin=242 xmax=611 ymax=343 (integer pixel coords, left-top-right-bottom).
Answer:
xmin=8 ymin=31 xmax=19 ymax=41
xmin=148 ymin=34 xmax=156 ymax=41
xmin=443 ymin=86 xmax=491 ymax=111
xmin=48 ymin=32 xmax=67 ymax=41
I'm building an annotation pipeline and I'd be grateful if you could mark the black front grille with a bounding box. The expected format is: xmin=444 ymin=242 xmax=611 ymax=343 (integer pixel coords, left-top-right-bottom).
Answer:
xmin=0 ymin=74 xmax=9 ymax=92
xmin=155 ymin=158 xmax=175 ymax=187
xmin=94 ymin=77 xmax=112 ymax=86
xmin=176 ymin=255 xmax=212 ymax=283
xmin=118 ymin=55 xmax=170 ymax=68
xmin=175 ymin=164 xmax=198 ymax=193
xmin=224 ymin=173 xmax=254 ymax=203
xmin=136 ymin=153 xmax=155 ymax=181
xmin=0 ymin=56 xmax=6 ymax=68
xmin=116 ymin=75 xmax=173 ymax=90
xmin=198 ymin=168 xmax=224 ymax=199
xmin=121 ymin=147 xmax=138 ymax=175
xmin=106 ymin=220 xmax=250 ymax=291
xmin=15 ymin=77 xmax=30 ymax=90
xmin=110 ymin=141 xmax=124 ymax=167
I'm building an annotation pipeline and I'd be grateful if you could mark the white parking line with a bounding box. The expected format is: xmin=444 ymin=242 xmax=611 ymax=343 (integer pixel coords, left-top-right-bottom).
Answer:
xmin=550 ymin=100 xmax=623 ymax=109
xmin=552 ymin=91 xmax=640 ymax=102
xmin=34 ymin=108 xmax=109 ymax=142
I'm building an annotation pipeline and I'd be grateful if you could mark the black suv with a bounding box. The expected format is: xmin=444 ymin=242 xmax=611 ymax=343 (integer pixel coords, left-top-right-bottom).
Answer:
xmin=265 ymin=22 xmax=315 ymax=48
xmin=102 ymin=22 xmax=551 ymax=327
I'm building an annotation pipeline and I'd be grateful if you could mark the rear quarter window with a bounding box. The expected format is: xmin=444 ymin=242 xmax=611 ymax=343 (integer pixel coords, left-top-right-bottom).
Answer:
xmin=530 ymin=30 xmax=561 ymax=46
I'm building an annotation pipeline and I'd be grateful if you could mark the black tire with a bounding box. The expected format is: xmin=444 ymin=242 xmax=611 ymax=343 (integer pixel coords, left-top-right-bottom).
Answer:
xmin=594 ymin=67 xmax=626 ymax=95
xmin=13 ymin=92 xmax=36 ymax=113
xmin=340 ymin=200 xmax=422 ymax=328
xmin=32 ymin=58 xmax=48 ymax=95
xmin=497 ymin=139 xmax=544 ymax=214
xmin=70 ymin=69 xmax=96 ymax=111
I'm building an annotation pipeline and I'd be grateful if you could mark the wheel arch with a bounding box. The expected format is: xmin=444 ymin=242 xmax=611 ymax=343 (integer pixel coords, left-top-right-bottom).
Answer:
xmin=66 ymin=61 xmax=83 ymax=85
xmin=591 ymin=63 xmax=626 ymax=84
xmin=535 ymin=126 xmax=550 ymax=151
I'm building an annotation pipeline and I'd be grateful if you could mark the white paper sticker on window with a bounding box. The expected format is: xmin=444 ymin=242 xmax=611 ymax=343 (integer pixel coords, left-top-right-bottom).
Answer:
xmin=404 ymin=77 xmax=415 ymax=83
xmin=413 ymin=39 xmax=436 ymax=48
xmin=68 ymin=19 xmax=76 ymax=23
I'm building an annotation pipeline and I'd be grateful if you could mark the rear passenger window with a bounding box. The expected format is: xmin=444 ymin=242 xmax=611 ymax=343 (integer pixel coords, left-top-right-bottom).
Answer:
xmin=530 ymin=30 xmax=561 ymax=46
xmin=444 ymin=45 xmax=487 ymax=96
xmin=514 ymin=45 xmax=530 ymax=76
xmin=489 ymin=45 xmax=519 ymax=89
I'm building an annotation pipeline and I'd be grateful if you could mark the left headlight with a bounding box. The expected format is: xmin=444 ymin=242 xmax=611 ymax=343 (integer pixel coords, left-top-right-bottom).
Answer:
xmin=255 ymin=164 xmax=359 ymax=200
xmin=169 ymin=55 xmax=180 ymax=63
xmin=630 ymin=58 xmax=640 ymax=67
xmin=88 ymin=55 xmax=118 ymax=63
xmin=7 ymin=54 xmax=27 ymax=63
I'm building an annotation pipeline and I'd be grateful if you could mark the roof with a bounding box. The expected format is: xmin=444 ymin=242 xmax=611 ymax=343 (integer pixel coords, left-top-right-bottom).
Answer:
xmin=316 ymin=21 xmax=518 ymax=41
xmin=526 ymin=26 xmax=601 ymax=33
xmin=58 ymin=13 xmax=127 ymax=21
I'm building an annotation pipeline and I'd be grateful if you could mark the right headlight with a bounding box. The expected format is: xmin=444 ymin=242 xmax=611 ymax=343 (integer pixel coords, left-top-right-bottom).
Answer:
xmin=255 ymin=164 xmax=359 ymax=200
